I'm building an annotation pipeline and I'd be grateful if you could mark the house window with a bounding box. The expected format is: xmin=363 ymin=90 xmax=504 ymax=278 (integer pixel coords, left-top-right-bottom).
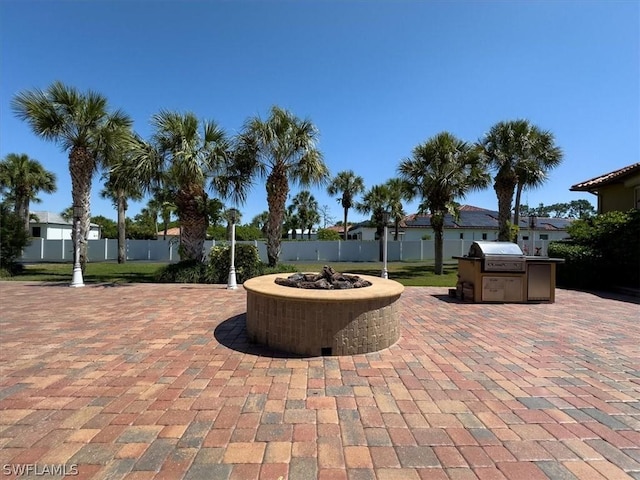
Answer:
xmin=481 ymin=233 xmax=487 ymax=240
xmin=459 ymin=233 xmax=464 ymax=240
xmin=522 ymin=235 xmax=529 ymax=241
xmin=32 ymin=226 xmax=41 ymax=237
xmin=540 ymin=234 xmax=549 ymax=240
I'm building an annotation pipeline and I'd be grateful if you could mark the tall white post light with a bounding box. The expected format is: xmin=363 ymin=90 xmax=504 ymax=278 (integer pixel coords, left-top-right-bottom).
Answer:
xmin=227 ymin=209 xmax=238 ymax=290
xmin=381 ymin=210 xmax=390 ymax=279
xmin=70 ymin=205 xmax=85 ymax=287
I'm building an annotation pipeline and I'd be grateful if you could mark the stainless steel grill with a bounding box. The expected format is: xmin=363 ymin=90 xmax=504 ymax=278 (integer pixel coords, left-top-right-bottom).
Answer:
xmin=467 ymin=241 xmax=526 ymax=272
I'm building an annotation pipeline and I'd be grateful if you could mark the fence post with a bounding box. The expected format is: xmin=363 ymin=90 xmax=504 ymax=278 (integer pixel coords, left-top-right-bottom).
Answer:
xmin=40 ymin=238 xmax=44 ymax=260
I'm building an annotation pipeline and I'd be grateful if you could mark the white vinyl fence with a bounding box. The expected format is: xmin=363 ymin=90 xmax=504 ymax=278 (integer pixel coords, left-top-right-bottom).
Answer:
xmin=20 ymin=238 xmax=551 ymax=263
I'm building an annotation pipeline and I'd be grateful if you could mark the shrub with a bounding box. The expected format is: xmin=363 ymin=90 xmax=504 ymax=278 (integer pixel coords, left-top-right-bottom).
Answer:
xmin=316 ymin=228 xmax=341 ymax=241
xmin=262 ymin=263 xmax=298 ymax=275
xmin=207 ymin=243 xmax=262 ymax=284
xmin=549 ymin=209 xmax=639 ymax=289
xmin=0 ymin=204 xmax=30 ymax=276
xmin=547 ymin=242 xmax=598 ymax=288
xmin=155 ymin=260 xmax=207 ymax=283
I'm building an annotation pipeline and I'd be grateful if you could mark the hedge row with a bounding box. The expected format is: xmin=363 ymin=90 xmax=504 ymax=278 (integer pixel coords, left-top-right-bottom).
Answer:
xmin=548 ymin=209 xmax=639 ymax=289
xmin=155 ymin=243 xmax=296 ymax=284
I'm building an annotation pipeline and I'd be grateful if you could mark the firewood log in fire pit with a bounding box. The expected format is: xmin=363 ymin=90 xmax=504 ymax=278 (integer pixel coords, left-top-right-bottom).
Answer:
xmin=275 ymin=265 xmax=372 ymax=289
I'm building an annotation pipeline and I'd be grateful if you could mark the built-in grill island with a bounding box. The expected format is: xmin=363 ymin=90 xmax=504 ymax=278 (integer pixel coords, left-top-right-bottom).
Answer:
xmin=453 ymin=241 xmax=565 ymax=303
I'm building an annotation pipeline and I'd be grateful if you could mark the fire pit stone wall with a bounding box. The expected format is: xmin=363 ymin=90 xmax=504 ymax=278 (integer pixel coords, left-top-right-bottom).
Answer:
xmin=244 ymin=273 xmax=404 ymax=356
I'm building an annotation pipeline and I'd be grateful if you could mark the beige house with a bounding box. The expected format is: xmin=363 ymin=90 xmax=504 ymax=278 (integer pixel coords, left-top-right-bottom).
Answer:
xmin=570 ymin=163 xmax=640 ymax=213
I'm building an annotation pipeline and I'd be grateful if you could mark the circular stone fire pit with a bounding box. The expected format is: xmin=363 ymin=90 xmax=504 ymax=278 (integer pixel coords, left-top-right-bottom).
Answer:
xmin=244 ymin=273 xmax=404 ymax=356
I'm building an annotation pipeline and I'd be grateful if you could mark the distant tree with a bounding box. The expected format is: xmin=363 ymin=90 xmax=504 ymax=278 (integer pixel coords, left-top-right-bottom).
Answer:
xmin=318 ymin=204 xmax=334 ymax=229
xmin=479 ymin=119 xmax=562 ymax=241
xmin=126 ymin=212 xmax=156 ymax=239
xmin=317 ymin=228 xmax=341 ymax=241
xmin=91 ymin=215 xmax=117 ymax=239
xmin=327 ymin=170 xmax=365 ymax=241
xmin=520 ymin=200 xmax=595 ymax=219
xmin=12 ymin=81 xmax=131 ymax=272
xmin=0 ymin=203 xmax=30 ymax=275
xmin=207 ymin=198 xmax=225 ymax=227
xmin=356 ymin=184 xmax=391 ymax=258
xmin=235 ymin=225 xmax=264 ymax=241
xmin=384 ymin=178 xmax=411 ymax=241
xmin=0 ymin=153 xmax=57 ymax=233
xmin=283 ymin=204 xmax=302 ymax=239
xmin=60 ymin=206 xmax=74 ymax=222
xmin=101 ymin=137 xmax=144 ymax=263
xmin=291 ymin=190 xmax=319 ymax=239
xmin=148 ymin=185 xmax=178 ymax=239
xmin=250 ymin=211 xmax=270 ymax=237
xmin=399 ymin=132 xmax=489 ymax=274
xmin=226 ymin=106 xmax=329 ymax=265
xmin=567 ymin=200 xmax=595 ymax=219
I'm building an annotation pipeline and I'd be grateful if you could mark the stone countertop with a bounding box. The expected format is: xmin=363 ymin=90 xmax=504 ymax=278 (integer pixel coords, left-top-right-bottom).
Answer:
xmin=243 ymin=273 xmax=404 ymax=302
xmin=452 ymin=256 xmax=565 ymax=263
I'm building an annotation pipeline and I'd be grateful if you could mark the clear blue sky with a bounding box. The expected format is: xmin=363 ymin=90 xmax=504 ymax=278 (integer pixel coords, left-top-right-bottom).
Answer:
xmin=1 ymin=0 xmax=638 ymax=225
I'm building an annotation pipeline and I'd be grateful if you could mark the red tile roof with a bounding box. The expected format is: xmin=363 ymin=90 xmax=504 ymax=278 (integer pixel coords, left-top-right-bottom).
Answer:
xmin=570 ymin=163 xmax=640 ymax=192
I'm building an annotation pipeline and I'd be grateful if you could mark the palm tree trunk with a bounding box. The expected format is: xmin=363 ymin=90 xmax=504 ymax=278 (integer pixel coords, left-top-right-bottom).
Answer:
xmin=17 ymin=196 xmax=30 ymax=234
xmin=432 ymin=214 xmax=444 ymax=275
xmin=162 ymin=212 xmax=170 ymax=240
xmin=69 ymin=146 xmax=94 ymax=273
xmin=343 ymin=207 xmax=348 ymax=241
xmin=117 ymin=191 xmax=126 ymax=264
xmin=513 ymin=183 xmax=525 ymax=243
xmin=266 ymin=166 xmax=288 ymax=267
xmin=494 ymin=174 xmax=517 ymax=242
xmin=176 ymin=185 xmax=208 ymax=262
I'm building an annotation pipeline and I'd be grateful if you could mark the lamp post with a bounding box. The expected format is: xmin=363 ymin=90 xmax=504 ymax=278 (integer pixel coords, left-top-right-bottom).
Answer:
xmin=529 ymin=214 xmax=537 ymax=257
xmin=227 ymin=209 xmax=238 ymax=290
xmin=381 ymin=211 xmax=390 ymax=279
xmin=70 ymin=205 xmax=85 ymax=288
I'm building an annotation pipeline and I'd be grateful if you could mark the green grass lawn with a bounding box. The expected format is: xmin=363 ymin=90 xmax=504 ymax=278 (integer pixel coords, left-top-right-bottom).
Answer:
xmin=8 ymin=261 xmax=458 ymax=287
xmin=11 ymin=262 xmax=166 ymax=284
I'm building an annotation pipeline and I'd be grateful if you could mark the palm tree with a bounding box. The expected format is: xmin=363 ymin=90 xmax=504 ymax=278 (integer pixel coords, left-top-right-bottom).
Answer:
xmin=327 ymin=170 xmax=365 ymax=241
xmin=356 ymin=184 xmax=392 ymax=255
xmin=101 ymin=136 xmax=144 ymax=263
xmin=284 ymin=204 xmax=301 ymax=240
xmin=146 ymin=185 xmax=178 ymax=239
xmin=250 ymin=211 xmax=270 ymax=237
xmin=479 ymin=119 xmax=562 ymax=241
xmin=384 ymin=178 xmax=411 ymax=241
xmin=0 ymin=153 xmax=57 ymax=232
xmin=512 ymin=133 xmax=563 ymax=237
xmin=399 ymin=132 xmax=490 ymax=274
xmin=12 ymin=81 xmax=131 ymax=271
xmin=121 ymin=111 xmax=229 ymax=262
xmin=291 ymin=190 xmax=319 ymax=239
xmin=226 ymin=106 xmax=329 ymax=266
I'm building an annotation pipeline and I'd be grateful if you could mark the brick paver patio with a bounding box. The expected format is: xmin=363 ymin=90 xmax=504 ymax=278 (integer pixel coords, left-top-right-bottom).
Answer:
xmin=0 ymin=281 xmax=638 ymax=480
